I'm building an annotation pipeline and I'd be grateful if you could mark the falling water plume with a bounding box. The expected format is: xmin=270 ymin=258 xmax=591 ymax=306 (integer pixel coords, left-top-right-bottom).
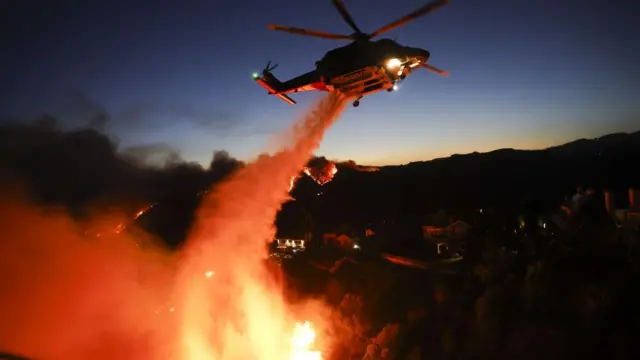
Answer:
xmin=176 ymin=91 xmax=348 ymax=360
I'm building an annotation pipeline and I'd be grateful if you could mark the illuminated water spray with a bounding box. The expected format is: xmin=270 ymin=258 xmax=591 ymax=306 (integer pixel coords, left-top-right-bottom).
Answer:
xmin=176 ymin=91 xmax=348 ymax=360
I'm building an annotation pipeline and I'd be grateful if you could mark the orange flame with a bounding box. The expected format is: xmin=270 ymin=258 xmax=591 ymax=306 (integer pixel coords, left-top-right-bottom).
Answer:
xmin=115 ymin=203 xmax=155 ymax=234
xmin=288 ymin=175 xmax=298 ymax=192
xmin=133 ymin=204 xmax=155 ymax=219
xmin=303 ymin=162 xmax=337 ymax=186
xmin=290 ymin=321 xmax=322 ymax=360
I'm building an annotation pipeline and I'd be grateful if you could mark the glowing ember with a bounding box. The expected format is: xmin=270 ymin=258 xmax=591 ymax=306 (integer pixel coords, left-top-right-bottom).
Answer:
xmin=290 ymin=322 xmax=322 ymax=360
xmin=133 ymin=203 xmax=155 ymax=219
xmin=111 ymin=203 xmax=156 ymax=235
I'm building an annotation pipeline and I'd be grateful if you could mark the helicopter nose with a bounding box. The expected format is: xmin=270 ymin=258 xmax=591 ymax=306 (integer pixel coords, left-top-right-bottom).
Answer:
xmin=405 ymin=47 xmax=430 ymax=62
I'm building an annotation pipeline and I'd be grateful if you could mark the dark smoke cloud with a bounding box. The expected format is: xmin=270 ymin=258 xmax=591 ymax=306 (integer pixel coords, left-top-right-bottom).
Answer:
xmin=0 ymin=102 xmax=272 ymax=215
xmin=0 ymin=119 xmax=136 ymax=213
xmin=307 ymin=156 xmax=332 ymax=169
xmin=0 ymin=115 xmax=242 ymax=218
xmin=121 ymin=143 xmax=184 ymax=168
xmin=210 ymin=150 xmax=244 ymax=173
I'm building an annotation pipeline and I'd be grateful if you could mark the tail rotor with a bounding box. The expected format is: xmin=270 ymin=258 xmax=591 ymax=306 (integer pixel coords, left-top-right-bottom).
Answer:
xmin=264 ymin=60 xmax=279 ymax=74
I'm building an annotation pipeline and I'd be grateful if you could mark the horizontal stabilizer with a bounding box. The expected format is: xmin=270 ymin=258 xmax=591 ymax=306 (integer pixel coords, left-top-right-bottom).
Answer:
xmin=255 ymin=76 xmax=297 ymax=105
xmin=274 ymin=92 xmax=296 ymax=105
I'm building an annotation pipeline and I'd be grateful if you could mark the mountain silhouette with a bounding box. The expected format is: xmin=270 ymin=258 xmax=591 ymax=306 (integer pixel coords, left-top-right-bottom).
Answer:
xmin=136 ymin=130 xmax=640 ymax=246
xmin=287 ymin=130 xmax=640 ymax=232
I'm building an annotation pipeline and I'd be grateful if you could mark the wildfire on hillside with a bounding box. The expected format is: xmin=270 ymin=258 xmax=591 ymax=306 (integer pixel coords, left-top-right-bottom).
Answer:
xmin=288 ymin=158 xmax=338 ymax=192
xmin=303 ymin=159 xmax=338 ymax=186
xmin=114 ymin=203 xmax=156 ymax=235
xmin=82 ymin=203 xmax=156 ymax=238
xmin=288 ymin=175 xmax=299 ymax=192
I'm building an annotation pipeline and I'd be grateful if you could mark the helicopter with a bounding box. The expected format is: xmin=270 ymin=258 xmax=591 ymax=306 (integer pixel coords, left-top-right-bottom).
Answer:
xmin=254 ymin=0 xmax=451 ymax=107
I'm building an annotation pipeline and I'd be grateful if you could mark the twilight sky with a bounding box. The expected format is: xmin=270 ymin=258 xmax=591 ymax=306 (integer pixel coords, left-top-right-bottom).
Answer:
xmin=1 ymin=0 xmax=639 ymax=166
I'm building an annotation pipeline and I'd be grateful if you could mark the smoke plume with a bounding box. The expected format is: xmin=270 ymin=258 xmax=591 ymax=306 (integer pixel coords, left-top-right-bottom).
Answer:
xmin=0 ymin=119 xmax=244 ymax=216
xmin=120 ymin=143 xmax=184 ymax=168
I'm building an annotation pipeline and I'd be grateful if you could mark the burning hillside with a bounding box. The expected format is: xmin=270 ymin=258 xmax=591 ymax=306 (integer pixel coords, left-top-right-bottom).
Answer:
xmin=304 ymin=157 xmax=338 ymax=186
xmin=0 ymin=91 xmax=348 ymax=360
xmin=300 ymin=157 xmax=379 ymax=188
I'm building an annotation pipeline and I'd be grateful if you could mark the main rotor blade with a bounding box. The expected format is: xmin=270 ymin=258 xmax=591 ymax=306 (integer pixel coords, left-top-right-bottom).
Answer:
xmin=423 ymin=63 xmax=450 ymax=76
xmin=267 ymin=24 xmax=354 ymax=40
xmin=370 ymin=0 xmax=451 ymax=38
xmin=331 ymin=0 xmax=363 ymax=35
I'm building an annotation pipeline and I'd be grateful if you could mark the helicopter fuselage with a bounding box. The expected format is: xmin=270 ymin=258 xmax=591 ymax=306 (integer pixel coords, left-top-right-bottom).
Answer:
xmin=314 ymin=39 xmax=430 ymax=98
xmin=316 ymin=39 xmax=430 ymax=77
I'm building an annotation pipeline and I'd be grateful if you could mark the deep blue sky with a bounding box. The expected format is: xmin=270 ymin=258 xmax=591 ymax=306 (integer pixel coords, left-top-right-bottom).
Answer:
xmin=2 ymin=0 xmax=639 ymax=166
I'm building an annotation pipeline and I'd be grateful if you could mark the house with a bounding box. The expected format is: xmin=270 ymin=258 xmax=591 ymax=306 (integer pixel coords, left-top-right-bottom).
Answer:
xmin=276 ymin=238 xmax=306 ymax=250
